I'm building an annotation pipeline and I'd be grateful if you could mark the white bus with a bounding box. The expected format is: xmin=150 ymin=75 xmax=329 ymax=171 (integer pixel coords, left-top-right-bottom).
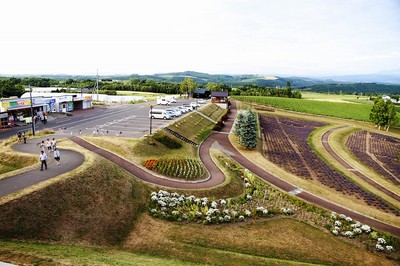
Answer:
xmin=149 ymin=109 xmax=171 ymax=119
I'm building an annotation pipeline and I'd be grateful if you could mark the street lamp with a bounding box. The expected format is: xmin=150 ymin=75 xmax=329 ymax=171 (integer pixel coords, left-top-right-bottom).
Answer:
xmin=149 ymin=105 xmax=153 ymax=135
xmin=29 ymin=85 xmax=35 ymax=136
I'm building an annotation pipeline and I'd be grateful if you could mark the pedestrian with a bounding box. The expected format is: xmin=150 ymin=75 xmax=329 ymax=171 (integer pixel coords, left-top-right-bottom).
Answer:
xmin=46 ymin=139 xmax=52 ymax=151
xmin=51 ymin=138 xmax=57 ymax=151
xmin=23 ymin=132 xmax=26 ymax=144
xmin=17 ymin=131 xmax=22 ymax=143
xmin=40 ymin=140 xmax=46 ymax=151
xmin=79 ymin=129 xmax=82 ymax=135
xmin=53 ymin=148 xmax=61 ymax=166
xmin=39 ymin=150 xmax=48 ymax=171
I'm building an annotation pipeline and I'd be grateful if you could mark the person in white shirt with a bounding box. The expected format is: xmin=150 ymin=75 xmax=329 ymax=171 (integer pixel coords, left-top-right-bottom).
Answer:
xmin=54 ymin=148 xmax=61 ymax=166
xmin=39 ymin=150 xmax=48 ymax=171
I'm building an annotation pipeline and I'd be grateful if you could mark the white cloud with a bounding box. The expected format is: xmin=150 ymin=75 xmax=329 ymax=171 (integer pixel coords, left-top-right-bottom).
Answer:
xmin=0 ymin=0 xmax=399 ymax=76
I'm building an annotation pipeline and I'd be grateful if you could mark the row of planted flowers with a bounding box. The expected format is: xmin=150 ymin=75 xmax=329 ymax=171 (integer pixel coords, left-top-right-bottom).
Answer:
xmin=149 ymin=166 xmax=299 ymax=225
xmin=329 ymin=212 xmax=396 ymax=252
xmin=142 ymin=157 xmax=206 ymax=180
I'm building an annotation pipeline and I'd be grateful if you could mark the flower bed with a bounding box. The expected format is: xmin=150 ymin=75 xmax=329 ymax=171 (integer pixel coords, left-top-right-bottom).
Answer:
xmin=259 ymin=115 xmax=399 ymax=216
xmin=149 ymin=155 xmax=330 ymax=226
xmin=142 ymin=157 xmax=206 ymax=180
xmin=346 ymin=130 xmax=400 ymax=185
xmin=329 ymin=212 xmax=398 ymax=253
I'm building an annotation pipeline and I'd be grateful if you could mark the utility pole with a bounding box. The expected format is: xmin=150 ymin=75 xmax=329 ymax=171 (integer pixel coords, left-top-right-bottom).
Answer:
xmin=149 ymin=105 xmax=153 ymax=135
xmin=29 ymin=85 xmax=35 ymax=136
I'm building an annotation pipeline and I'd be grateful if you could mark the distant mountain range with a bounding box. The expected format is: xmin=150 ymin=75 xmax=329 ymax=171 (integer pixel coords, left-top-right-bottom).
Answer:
xmin=2 ymin=70 xmax=400 ymax=88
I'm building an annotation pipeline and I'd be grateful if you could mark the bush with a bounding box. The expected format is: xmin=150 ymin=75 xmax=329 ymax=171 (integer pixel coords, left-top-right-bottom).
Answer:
xmin=154 ymin=135 xmax=182 ymax=149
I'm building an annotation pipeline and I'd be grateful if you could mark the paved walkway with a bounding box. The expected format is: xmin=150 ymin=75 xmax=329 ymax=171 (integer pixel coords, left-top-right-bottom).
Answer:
xmin=0 ymin=137 xmax=84 ymax=198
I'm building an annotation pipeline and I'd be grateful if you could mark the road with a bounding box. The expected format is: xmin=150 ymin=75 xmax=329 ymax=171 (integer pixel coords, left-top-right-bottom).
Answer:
xmin=0 ymin=99 xmax=199 ymax=140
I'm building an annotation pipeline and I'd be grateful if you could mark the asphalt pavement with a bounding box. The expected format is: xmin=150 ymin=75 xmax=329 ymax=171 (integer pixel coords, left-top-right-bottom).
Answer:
xmin=0 ymin=136 xmax=84 ymax=198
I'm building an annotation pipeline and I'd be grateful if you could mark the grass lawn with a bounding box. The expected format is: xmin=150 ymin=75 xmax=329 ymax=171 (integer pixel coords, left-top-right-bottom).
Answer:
xmin=123 ymin=214 xmax=397 ymax=266
xmin=301 ymin=91 xmax=370 ymax=102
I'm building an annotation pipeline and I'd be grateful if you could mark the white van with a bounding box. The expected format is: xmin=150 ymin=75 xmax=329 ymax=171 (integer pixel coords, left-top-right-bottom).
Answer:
xmin=156 ymin=97 xmax=170 ymax=105
xmin=149 ymin=109 xmax=171 ymax=119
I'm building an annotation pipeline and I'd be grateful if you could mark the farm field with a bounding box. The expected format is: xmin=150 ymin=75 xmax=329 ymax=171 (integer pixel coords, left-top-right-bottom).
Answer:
xmin=301 ymin=91 xmax=370 ymax=102
xmin=259 ymin=114 xmax=399 ymax=216
xmin=346 ymin=130 xmax=400 ymax=185
xmin=233 ymin=95 xmax=375 ymax=121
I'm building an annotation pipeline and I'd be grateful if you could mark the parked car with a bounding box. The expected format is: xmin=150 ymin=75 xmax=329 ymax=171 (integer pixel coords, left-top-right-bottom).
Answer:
xmin=166 ymin=108 xmax=180 ymax=117
xmin=182 ymin=104 xmax=193 ymax=111
xmin=177 ymin=106 xmax=188 ymax=113
xmin=149 ymin=109 xmax=171 ymax=119
xmin=198 ymin=99 xmax=206 ymax=104
xmin=171 ymin=107 xmax=182 ymax=116
xmin=156 ymin=97 xmax=170 ymax=105
xmin=190 ymin=102 xmax=200 ymax=109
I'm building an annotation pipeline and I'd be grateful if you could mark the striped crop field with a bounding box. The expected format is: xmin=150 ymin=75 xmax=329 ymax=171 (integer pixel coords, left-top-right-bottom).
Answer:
xmin=233 ymin=96 xmax=372 ymax=121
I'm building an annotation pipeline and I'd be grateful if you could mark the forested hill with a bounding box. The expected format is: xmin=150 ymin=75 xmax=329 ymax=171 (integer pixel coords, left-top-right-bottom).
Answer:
xmin=1 ymin=71 xmax=328 ymax=87
xmin=2 ymin=71 xmax=399 ymax=94
xmin=304 ymin=83 xmax=400 ymax=95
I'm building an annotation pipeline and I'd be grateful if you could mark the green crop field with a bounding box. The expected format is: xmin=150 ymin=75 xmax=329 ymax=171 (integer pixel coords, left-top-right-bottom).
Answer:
xmin=233 ymin=96 xmax=373 ymax=121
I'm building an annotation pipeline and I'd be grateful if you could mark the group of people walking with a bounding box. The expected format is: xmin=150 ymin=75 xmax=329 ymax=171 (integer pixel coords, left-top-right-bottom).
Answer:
xmin=39 ymin=138 xmax=61 ymax=171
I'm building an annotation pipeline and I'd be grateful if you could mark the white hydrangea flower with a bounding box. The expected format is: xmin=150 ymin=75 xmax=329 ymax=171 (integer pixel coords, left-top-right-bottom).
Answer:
xmin=361 ymin=224 xmax=371 ymax=233
xmin=339 ymin=214 xmax=347 ymax=219
xmin=220 ymin=199 xmax=227 ymax=205
xmin=334 ymin=226 xmax=341 ymax=232
xmin=334 ymin=221 xmax=342 ymax=227
xmin=262 ymin=209 xmax=269 ymax=215
xmin=238 ymin=215 xmax=245 ymax=221
xmin=232 ymin=211 xmax=238 ymax=217
xmin=256 ymin=206 xmax=265 ymax=212
xmin=211 ymin=201 xmax=218 ymax=208
xmin=196 ymin=212 xmax=202 ymax=218
xmin=182 ymin=214 xmax=188 ymax=220
xmin=158 ymin=200 xmax=166 ymax=207
xmin=151 ymin=209 xmax=157 ymax=214
xmin=246 ymin=194 xmax=253 ymax=201
xmin=244 ymin=178 xmax=249 ymax=183
xmin=245 ymin=183 xmax=252 ymax=188
xmin=224 ymin=215 xmax=231 ymax=222
xmin=151 ymin=195 xmax=158 ymax=201
xmin=332 ymin=229 xmax=339 ymax=235
xmin=343 ymin=231 xmax=353 ymax=238
xmin=151 ymin=191 xmax=157 ymax=197
xmin=345 ymin=217 xmax=353 ymax=222
xmin=330 ymin=212 xmax=337 ymax=220
xmin=386 ymin=246 xmax=394 ymax=252
xmin=171 ymin=192 xmax=180 ymax=198
xmin=353 ymin=228 xmax=362 ymax=234
xmin=172 ymin=211 xmax=179 ymax=215
xmin=223 ymin=209 xmax=230 ymax=215
xmin=377 ymin=238 xmax=386 ymax=245
xmin=376 ymin=244 xmax=384 ymax=251
xmin=245 ymin=210 xmax=251 ymax=217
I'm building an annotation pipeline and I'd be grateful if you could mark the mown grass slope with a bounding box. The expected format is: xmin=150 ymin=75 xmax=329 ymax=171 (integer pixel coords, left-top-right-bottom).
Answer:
xmin=0 ymin=157 xmax=148 ymax=245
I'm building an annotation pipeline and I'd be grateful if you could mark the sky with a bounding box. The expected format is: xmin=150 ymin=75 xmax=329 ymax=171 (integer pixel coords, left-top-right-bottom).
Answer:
xmin=1 ymin=0 xmax=399 ymax=77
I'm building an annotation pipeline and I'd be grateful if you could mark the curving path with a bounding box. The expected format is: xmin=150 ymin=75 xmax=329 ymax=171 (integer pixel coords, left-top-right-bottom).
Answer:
xmin=321 ymin=127 xmax=400 ymax=202
xmin=0 ymin=138 xmax=84 ymax=198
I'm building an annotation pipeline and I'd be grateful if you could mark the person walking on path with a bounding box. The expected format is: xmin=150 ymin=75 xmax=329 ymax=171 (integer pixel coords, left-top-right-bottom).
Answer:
xmin=54 ymin=148 xmax=61 ymax=166
xmin=39 ymin=150 xmax=48 ymax=171
xmin=23 ymin=132 xmax=26 ymax=144
xmin=17 ymin=131 xmax=22 ymax=143
xmin=40 ymin=140 xmax=46 ymax=151
xmin=46 ymin=139 xmax=52 ymax=151
xmin=51 ymin=138 xmax=57 ymax=151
